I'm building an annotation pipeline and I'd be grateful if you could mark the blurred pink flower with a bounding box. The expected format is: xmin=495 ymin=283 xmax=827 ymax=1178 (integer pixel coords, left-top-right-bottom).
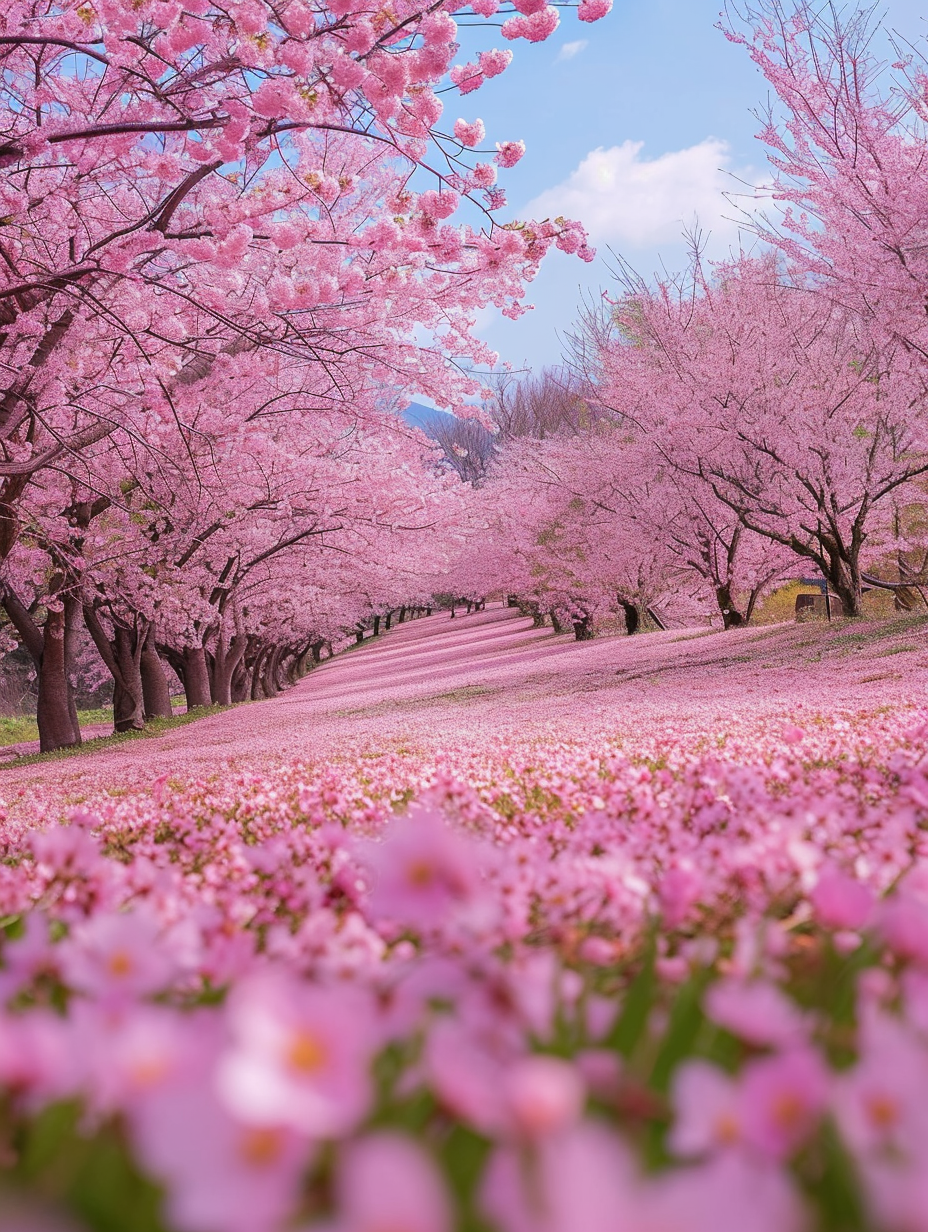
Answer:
xmin=0 ymin=1008 xmax=79 ymax=1105
xmin=425 ymin=1017 xmax=509 ymax=1134
xmin=481 ymin=1119 xmax=640 ymax=1232
xmin=333 ymin=1132 xmax=451 ymax=1232
xmin=704 ymin=979 xmax=806 ymax=1048
xmin=641 ymin=1152 xmax=804 ymax=1232
xmin=503 ymin=1055 xmax=586 ymax=1138
xmin=131 ymin=1078 xmax=310 ymax=1232
xmin=357 ymin=805 xmax=491 ymax=932
xmin=880 ymin=892 xmax=928 ymax=964
xmin=658 ymin=863 xmax=703 ymax=928
xmin=218 ymin=973 xmax=377 ymax=1136
xmin=669 ymin=1060 xmax=743 ymax=1156
xmin=739 ymin=1048 xmax=829 ymax=1160
xmin=834 ymin=1010 xmax=928 ymax=1158
xmin=811 ymin=863 xmax=874 ymax=931
xmin=59 ymin=907 xmax=175 ymax=1003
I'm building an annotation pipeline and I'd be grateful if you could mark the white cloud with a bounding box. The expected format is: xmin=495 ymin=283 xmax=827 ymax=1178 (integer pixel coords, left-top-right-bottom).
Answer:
xmin=557 ymin=39 xmax=588 ymax=62
xmin=524 ymin=138 xmax=752 ymax=249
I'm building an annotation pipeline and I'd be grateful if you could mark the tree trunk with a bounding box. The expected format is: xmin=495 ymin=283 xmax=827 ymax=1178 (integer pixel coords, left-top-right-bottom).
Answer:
xmin=372 ymin=614 xmax=381 ymax=637
xmin=231 ymin=658 xmax=251 ymax=703
xmin=573 ymin=614 xmax=595 ymax=641
xmin=714 ymin=584 xmax=745 ymax=629
xmin=398 ymin=607 xmax=407 ymax=623
xmin=385 ymin=611 xmax=393 ymax=631
xmin=36 ymin=606 xmax=82 ymax=752
xmin=111 ymin=625 xmax=145 ymax=732
xmin=248 ymin=643 xmax=270 ymax=700
xmin=261 ymin=644 xmax=285 ymax=697
xmin=824 ymin=556 xmax=860 ymax=618
xmin=620 ymin=600 xmax=640 ymax=636
xmin=63 ymin=593 xmax=82 ymax=743
xmin=182 ymin=644 xmax=212 ymax=709
xmin=0 ymin=587 xmax=82 ymax=753
xmin=82 ymin=606 xmax=145 ymax=733
xmin=282 ymin=649 xmax=304 ymax=687
xmin=550 ymin=609 xmax=566 ymax=635
xmin=232 ymin=639 xmax=260 ymax=703
xmin=355 ymin=625 xmax=365 ymax=645
xmin=784 ymin=527 xmax=862 ymax=618
xmin=210 ymin=632 xmax=248 ymax=706
xmin=140 ymin=626 xmax=173 ymax=719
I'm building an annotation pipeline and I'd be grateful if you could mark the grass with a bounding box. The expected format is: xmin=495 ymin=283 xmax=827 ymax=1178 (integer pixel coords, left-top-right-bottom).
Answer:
xmin=425 ymin=685 xmax=502 ymax=705
xmin=0 ymin=706 xmax=113 ymax=749
xmin=9 ymin=705 xmax=230 ymax=767
xmin=0 ymin=697 xmax=188 ymax=750
xmin=0 ymin=716 xmax=44 ymax=746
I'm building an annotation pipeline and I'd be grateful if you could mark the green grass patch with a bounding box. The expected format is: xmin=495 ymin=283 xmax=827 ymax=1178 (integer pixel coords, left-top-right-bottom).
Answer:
xmin=0 ymin=706 xmax=116 ymax=749
xmin=0 ymin=715 xmax=43 ymax=745
xmin=8 ymin=705 xmax=230 ymax=767
xmin=0 ymin=696 xmax=191 ymax=751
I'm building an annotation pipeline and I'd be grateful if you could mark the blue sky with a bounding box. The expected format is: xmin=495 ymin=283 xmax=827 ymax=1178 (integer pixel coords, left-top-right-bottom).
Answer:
xmin=455 ymin=0 xmax=928 ymax=373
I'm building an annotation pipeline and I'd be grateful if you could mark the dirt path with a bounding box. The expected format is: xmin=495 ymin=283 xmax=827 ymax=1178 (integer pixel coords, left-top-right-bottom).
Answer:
xmin=3 ymin=604 xmax=926 ymax=815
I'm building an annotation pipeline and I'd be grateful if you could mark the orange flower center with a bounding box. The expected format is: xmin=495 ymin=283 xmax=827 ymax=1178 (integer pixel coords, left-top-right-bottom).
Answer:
xmin=107 ymin=950 xmax=134 ymax=978
xmin=287 ymin=1029 xmax=328 ymax=1075
xmin=129 ymin=1056 xmax=170 ymax=1089
xmin=239 ymin=1127 xmax=285 ymax=1168
xmin=406 ymin=860 xmax=435 ymax=888
xmin=771 ymin=1092 xmax=806 ymax=1132
xmin=866 ymin=1093 xmax=900 ymax=1130
xmin=714 ymin=1111 xmax=741 ymax=1144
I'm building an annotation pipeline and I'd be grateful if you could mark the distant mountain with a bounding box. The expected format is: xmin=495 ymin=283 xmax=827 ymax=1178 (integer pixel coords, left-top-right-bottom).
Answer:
xmin=400 ymin=401 xmax=453 ymax=436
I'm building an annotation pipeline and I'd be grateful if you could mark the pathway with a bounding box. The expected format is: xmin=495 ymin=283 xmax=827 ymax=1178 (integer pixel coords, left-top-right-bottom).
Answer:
xmin=2 ymin=603 xmax=926 ymax=815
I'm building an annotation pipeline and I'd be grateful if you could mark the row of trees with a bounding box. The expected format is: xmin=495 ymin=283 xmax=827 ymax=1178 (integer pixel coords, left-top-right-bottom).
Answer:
xmin=448 ymin=2 xmax=928 ymax=634
xmin=0 ymin=0 xmax=609 ymax=749
xmin=9 ymin=0 xmax=928 ymax=748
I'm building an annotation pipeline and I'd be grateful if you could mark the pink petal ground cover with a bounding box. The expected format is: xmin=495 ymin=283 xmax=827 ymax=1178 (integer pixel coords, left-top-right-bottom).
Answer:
xmin=1 ymin=606 xmax=928 ymax=1231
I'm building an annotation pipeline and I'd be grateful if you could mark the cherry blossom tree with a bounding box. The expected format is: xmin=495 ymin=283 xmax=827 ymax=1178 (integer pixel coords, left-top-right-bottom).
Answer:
xmin=597 ymin=256 xmax=928 ymax=617
xmin=0 ymin=0 xmax=611 ymax=749
xmin=725 ymin=1 xmax=928 ymax=366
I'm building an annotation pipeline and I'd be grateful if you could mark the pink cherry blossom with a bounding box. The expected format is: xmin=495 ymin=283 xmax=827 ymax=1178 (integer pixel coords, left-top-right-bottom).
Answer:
xmin=454 ymin=118 xmax=486 ymax=148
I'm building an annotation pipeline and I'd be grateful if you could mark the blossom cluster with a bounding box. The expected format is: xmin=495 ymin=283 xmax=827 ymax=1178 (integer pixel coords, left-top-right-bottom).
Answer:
xmin=1 ymin=703 xmax=928 ymax=1229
